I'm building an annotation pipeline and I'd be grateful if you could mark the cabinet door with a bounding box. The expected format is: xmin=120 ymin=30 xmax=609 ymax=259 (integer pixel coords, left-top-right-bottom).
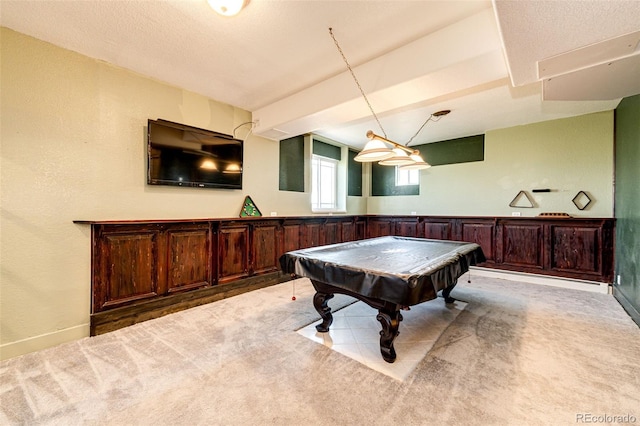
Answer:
xmin=551 ymin=225 xmax=600 ymax=274
xmin=499 ymin=223 xmax=543 ymax=268
xmin=422 ymin=221 xmax=452 ymax=240
xmin=342 ymin=220 xmax=356 ymax=242
xmin=166 ymin=225 xmax=212 ymax=294
xmin=303 ymin=222 xmax=322 ymax=248
xmin=219 ymin=225 xmax=250 ymax=283
xmin=461 ymin=221 xmax=494 ymax=262
xmin=95 ymin=229 xmax=160 ymax=312
xmin=282 ymin=223 xmax=302 ymax=253
xmin=355 ymin=220 xmax=367 ymax=240
xmin=323 ymin=221 xmax=340 ymax=245
xmin=252 ymin=223 xmax=279 ymax=275
xmin=368 ymin=218 xmax=393 ymax=238
xmin=396 ymin=219 xmax=418 ymax=237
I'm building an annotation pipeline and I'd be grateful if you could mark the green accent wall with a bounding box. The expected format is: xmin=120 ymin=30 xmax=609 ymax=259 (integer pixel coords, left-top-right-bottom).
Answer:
xmin=348 ymin=149 xmax=362 ymax=196
xmin=313 ymin=139 xmax=341 ymax=160
xmin=614 ymin=94 xmax=640 ymax=325
xmin=371 ymin=163 xmax=419 ymax=196
xmin=279 ymin=136 xmax=305 ymax=192
xmin=413 ymin=134 xmax=484 ymax=166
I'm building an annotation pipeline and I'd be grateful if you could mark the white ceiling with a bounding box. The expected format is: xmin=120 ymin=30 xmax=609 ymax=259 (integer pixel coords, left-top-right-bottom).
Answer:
xmin=2 ymin=0 xmax=639 ymax=149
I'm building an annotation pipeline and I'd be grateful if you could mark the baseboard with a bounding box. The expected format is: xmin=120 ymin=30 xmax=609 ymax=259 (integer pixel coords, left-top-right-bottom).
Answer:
xmin=613 ymin=286 xmax=640 ymax=327
xmin=0 ymin=323 xmax=90 ymax=361
xmin=467 ymin=267 xmax=610 ymax=294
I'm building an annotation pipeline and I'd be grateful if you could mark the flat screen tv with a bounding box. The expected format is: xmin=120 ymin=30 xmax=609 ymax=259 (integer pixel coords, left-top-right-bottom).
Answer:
xmin=147 ymin=119 xmax=243 ymax=189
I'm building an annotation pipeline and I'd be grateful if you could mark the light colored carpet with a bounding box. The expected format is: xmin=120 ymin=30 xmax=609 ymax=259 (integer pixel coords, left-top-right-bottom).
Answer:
xmin=1 ymin=275 xmax=639 ymax=425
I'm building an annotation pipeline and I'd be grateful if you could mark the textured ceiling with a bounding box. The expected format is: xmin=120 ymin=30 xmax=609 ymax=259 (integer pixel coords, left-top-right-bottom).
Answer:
xmin=494 ymin=0 xmax=640 ymax=86
xmin=1 ymin=0 xmax=638 ymax=148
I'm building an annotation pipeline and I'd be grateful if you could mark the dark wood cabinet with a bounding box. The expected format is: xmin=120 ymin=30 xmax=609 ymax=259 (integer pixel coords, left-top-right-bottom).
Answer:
xmin=421 ymin=219 xmax=452 ymax=240
xmin=367 ymin=218 xmax=394 ymax=237
xmin=92 ymin=222 xmax=210 ymax=312
xmin=302 ymin=221 xmax=322 ymax=248
xmin=251 ymin=222 xmax=280 ymax=275
xmin=323 ymin=220 xmax=340 ymax=245
xmin=364 ymin=215 xmax=613 ymax=282
xmin=166 ymin=224 xmax=212 ymax=294
xmin=549 ymin=224 xmax=603 ymax=276
xmin=218 ymin=223 xmax=250 ymax=283
xmin=88 ymin=216 xmax=369 ymax=315
xmin=84 ymin=215 xmax=614 ymax=335
xmin=396 ymin=218 xmax=419 ymax=237
xmin=97 ymin=229 xmax=160 ymax=310
xmin=460 ymin=219 xmax=496 ymax=262
xmin=497 ymin=221 xmax=543 ymax=269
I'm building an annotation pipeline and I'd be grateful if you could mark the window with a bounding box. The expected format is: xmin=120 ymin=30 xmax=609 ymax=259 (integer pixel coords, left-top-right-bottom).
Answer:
xmin=396 ymin=167 xmax=419 ymax=186
xmin=311 ymin=155 xmax=338 ymax=210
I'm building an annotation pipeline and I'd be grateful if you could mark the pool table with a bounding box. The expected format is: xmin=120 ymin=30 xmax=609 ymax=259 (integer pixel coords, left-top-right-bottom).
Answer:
xmin=279 ymin=236 xmax=486 ymax=363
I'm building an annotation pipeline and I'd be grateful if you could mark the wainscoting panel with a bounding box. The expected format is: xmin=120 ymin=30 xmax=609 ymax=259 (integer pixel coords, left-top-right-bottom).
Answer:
xmin=218 ymin=223 xmax=250 ymax=284
xmin=166 ymin=224 xmax=212 ymax=294
xmin=94 ymin=227 xmax=160 ymax=311
xmin=251 ymin=222 xmax=280 ymax=275
xmin=82 ymin=215 xmax=614 ymax=334
xmin=550 ymin=225 xmax=600 ymax=274
xmin=499 ymin=223 xmax=544 ymax=269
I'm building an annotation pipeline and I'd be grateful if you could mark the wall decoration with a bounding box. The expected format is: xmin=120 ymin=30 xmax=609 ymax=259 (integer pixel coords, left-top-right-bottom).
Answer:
xmin=239 ymin=196 xmax=262 ymax=217
xmin=572 ymin=191 xmax=592 ymax=210
xmin=509 ymin=190 xmax=535 ymax=208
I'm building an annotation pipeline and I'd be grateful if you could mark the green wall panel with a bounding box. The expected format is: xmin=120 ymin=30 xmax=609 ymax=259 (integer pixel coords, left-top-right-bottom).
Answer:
xmin=279 ymin=136 xmax=305 ymax=192
xmin=371 ymin=163 xmax=419 ymax=196
xmin=614 ymin=94 xmax=640 ymax=323
xmin=313 ymin=140 xmax=341 ymax=160
xmin=348 ymin=149 xmax=362 ymax=196
xmin=414 ymin=134 xmax=484 ymax=166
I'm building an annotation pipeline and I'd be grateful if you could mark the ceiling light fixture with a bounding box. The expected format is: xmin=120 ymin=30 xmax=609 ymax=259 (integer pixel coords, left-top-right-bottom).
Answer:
xmin=208 ymin=0 xmax=247 ymax=17
xmin=329 ymin=28 xmax=450 ymax=170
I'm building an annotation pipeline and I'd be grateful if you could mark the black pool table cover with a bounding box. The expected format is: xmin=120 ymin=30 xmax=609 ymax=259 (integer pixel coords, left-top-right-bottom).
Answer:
xmin=279 ymin=236 xmax=486 ymax=307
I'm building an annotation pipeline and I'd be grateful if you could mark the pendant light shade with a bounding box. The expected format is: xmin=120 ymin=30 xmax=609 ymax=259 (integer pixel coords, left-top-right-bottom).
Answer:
xmin=378 ymin=148 xmax=415 ymax=166
xmin=399 ymin=154 xmax=431 ymax=170
xmin=354 ymin=139 xmax=394 ymax=162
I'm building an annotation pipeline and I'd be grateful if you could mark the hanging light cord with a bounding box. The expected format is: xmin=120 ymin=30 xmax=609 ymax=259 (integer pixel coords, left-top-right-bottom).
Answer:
xmin=329 ymin=28 xmax=388 ymax=139
xmin=329 ymin=28 xmax=447 ymax=147
xmin=405 ymin=113 xmax=447 ymax=146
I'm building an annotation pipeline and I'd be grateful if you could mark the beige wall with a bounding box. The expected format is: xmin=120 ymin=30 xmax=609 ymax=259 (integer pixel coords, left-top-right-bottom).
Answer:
xmin=0 ymin=28 xmax=365 ymax=359
xmin=367 ymin=111 xmax=614 ymax=217
xmin=0 ymin=28 xmax=614 ymax=360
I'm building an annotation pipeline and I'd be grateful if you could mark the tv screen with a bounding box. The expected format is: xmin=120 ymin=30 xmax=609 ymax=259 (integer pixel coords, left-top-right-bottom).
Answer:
xmin=147 ymin=119 xmax=243 ymax=189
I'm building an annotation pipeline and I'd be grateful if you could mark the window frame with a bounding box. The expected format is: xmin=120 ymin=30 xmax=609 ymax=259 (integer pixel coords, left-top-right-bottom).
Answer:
xmin=395 ymin=166 xmax=420 ymax=186
xmin=311 ymin=154 xmax=339 ymax=212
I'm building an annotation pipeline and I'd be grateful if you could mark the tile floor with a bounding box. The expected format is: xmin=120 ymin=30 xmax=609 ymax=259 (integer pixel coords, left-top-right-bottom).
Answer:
xmin=297 ymin=297 xmax=467 ymax=381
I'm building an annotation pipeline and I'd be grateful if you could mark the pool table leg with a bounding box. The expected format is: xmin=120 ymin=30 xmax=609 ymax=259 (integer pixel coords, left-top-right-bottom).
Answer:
xmin=376 ymin=308 xmax=403 ymax=363
xmin=313 ymin=292 xmax=335 ymax=332
xmin=442 ymin=280 xmax=458 ymax=304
